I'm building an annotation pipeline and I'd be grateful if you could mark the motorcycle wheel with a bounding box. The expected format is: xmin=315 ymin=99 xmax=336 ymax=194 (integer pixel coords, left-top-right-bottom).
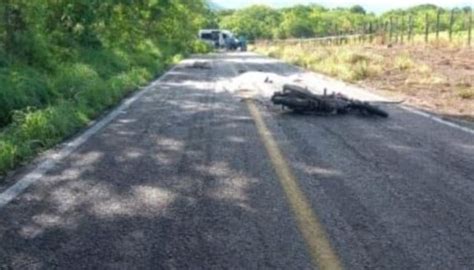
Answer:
xmin=358 ymin=103 xmax=389 ymax=118
xmin=271 ymin=95 xmax=314 ymax=113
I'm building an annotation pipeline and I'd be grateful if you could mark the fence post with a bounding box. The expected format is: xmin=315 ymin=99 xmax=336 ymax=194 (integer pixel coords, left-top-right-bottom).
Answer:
xmin=468 ymin=10 xmax=473 ymax=46
xmin=401 ymin=16 xmax=405 ymax=44
xmin=425 ymin=13 xmax=430 ymax=43
xmin=436 ymin=9 xmax=441 ymax=40
xmin=449 ymin=9 xmax=455 ymax=41
xmin=369 ymin=22 xmax=374 ymax=43
xmin=397 ymin=17 xmax=401 ymax=43
xmin=393 ymin=18 xmax=398 ymax=43
xmin=364 ymin=24 xmax=367 ymax=43
xmin=389 ymin=17 xmax=394 ymax=43
xmin=328 ymin=23 xmax=337 ymax=45
xmin=408 ymin=15 xmax=414 ymax=42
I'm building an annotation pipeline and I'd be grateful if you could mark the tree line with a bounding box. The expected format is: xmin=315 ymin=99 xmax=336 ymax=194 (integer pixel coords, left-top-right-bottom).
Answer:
xmin=1 ymin=0 xmax=210 ymax=66
xmin=216 ymin=4 xmax=473 ymax=41
xmin=0 ymin=0 xmax=211 ymax=126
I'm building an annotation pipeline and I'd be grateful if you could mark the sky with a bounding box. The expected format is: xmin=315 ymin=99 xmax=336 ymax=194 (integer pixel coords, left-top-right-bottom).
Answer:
xmin=212 ymin=0 xmax=473 ymax=13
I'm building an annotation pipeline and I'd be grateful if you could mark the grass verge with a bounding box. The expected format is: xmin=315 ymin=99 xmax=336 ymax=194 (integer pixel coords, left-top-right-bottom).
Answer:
xmin=0 ymin=41 xmax=211 ymax=178
xmin=254 ymin=42 xmax=474 ymax=122
xmin=0 ymin=64 xmax=154 ymax=176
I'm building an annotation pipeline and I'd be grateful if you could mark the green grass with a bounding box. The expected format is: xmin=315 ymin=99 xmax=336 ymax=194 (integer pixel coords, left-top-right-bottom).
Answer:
xmin=394 ymin=54 xmax=415 ymax=71
xmin=0 ymin=64 xmax=155 ymax=175
xmin=258 ymin=44 xmax=384 ymax=82
xmin=409 ymin=31 xmax=471 ymax=47
xmin=458 ymin=88 xmax=474 ymax=99
xmin=0 ymin=67 xmax=53 ymax=126
xmin=0 ymin=39 xmax=213 ymax=177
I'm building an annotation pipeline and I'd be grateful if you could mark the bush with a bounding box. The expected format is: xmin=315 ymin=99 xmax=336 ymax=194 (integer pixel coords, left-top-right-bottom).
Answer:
xmin=0 ymin=53 xmax=169 ymax=176
xmin=255 ymin=43 xmax=383 ymax=82
xmin=459 ymin=88 xmax=474 ymax=99
xmin=344 ymin=52 xmax=371 ymax=64
xmin=394 ymin=54 xmax=414 ymax=70
xmin=80 ymin=49 xmax=132 ymax=79
xmin=0 ymin=0 xmax=211 ymax=177
xmin=0 ymin=51 xmax=9 ymax=68
xmin=190 ymin=40 xmax=213 ymax=54
xmin=350 ymin=61 xmax=381 ymax=81
xmin=0 ymin=67 xmax=52 ymax=126
xmin=0 ymin=102 xmax=88 ymax=173
xmin=129 ymin=52 xmax=162 ymax=74
xmin=0 ymin=141 xmax=16 ymax=173
xmin=51 ymin=63 xmax=102 ymax=100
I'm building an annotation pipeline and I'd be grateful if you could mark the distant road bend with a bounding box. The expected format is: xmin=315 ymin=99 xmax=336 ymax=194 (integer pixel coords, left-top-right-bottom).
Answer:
xmin=1 ymin=52 xmax=473 ymax=269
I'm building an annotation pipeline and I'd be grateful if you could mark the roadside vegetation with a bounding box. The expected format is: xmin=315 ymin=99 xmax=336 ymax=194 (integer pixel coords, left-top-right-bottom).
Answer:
xmin=217 ymin=4 xmax=472 ymax=41
xmin=218 ymin=3 xmax=473 ymax=122
xmin=255 ymin=41 xmax=473 ymax=122
xmin=0 ymin=1 xmax=213 ymax=176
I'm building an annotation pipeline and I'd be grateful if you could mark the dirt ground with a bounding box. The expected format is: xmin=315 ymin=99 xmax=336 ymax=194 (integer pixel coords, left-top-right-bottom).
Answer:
xmin=359 ymin=44 xmax=474 ymax=122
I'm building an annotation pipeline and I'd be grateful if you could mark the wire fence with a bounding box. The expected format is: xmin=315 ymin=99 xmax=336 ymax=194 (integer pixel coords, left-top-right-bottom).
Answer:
xmin=258 ymin=9 xmax=473 ymax=47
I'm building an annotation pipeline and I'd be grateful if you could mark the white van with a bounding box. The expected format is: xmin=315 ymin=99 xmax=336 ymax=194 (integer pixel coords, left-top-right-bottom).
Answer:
xmin=199 ymin=29 xmax=238 ymax=49
xmin=199 ymin=29 xmax=221 ymax=48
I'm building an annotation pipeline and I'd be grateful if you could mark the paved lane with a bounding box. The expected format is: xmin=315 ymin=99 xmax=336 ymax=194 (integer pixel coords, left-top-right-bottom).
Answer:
xmin=1 ymin=53 xmax=473 ymax=269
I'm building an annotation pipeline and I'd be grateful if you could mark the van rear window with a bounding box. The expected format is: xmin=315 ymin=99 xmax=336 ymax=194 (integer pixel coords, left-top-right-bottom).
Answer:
xmin=201 ymin=33 xmax=213 ymax=40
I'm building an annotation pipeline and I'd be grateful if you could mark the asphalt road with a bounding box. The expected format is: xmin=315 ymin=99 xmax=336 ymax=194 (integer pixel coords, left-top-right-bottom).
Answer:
xmin=0 ymin=52 xmax=473 ymax=269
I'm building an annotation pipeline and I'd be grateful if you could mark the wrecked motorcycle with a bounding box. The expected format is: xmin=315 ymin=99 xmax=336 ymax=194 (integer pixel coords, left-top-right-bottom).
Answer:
xmin=271 ymin=84 xmax=389 ymax=118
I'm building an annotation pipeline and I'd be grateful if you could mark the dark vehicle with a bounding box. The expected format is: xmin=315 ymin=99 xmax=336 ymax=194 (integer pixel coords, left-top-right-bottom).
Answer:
xmin=199 ymin=29 xmax=247 ymax=51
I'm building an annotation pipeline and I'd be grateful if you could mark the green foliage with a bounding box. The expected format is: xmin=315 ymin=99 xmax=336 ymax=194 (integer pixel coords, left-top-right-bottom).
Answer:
xmin=79 ymin=49 xmax=132 ymax=79
xmin=257 ymin=44 xmax=383 ymax=82
xmin=0 ymin=0 xmax=212 ymax=176
xmin=0 ymin=63 xmax=162 ymax=175
xmin=218 ymin=4 xmax=471 ymax=40
xmin=380 ymin=5 xmax=472 ymax=34
xmin=190 ymin=40 xmax=214 ymax=54
xmin=0 ymin=140 xmax=17 ymax=172
xmin=218 ymin=4 xmax=377 ymax=39
xmin=0 ymin=67 xmax=52 ymax=126
xmin=52 ymin=63 xmax=102 ymax=99
xmin=219 ymin=5 xmax=281 ymax=40
xmin=279 ymin=12 xmax=315 ymax=38
xmin=350 ymin=5 xmax=367 ymax=15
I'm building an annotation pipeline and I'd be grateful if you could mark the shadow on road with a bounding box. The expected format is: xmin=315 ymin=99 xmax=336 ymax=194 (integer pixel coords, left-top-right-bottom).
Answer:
xmin=1 ymin=53 xmax=474 ymax=269
xmin=0 ymin=54 xmax=316 ymax=269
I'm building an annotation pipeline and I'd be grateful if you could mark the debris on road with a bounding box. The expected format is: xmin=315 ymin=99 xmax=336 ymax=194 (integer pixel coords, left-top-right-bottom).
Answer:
xmin=189 ymin=61 xmax=212 ymax=69
xmin=271 ymin=84 xmax=389 ymax=117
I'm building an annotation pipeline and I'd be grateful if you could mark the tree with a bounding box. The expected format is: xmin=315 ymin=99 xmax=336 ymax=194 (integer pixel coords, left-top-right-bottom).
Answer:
xmin=2 ymin=0 xmax=28 ymax=54
xmin=350 ymin=5 xmax=366 ymax=15
xmin=462 ymin=6 xmax=472 ymax=13
xmin=217 ymin=4 xmax=377 ymax=39
xmin=219 ymin=5 xmax=281 ymax=40
xmin=279 ymin=9 xmax=315 ymax=38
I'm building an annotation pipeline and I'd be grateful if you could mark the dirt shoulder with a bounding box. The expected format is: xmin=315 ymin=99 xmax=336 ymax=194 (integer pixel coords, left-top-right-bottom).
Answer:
xmin=360 ymin=45 xmax=473 ymax=123
xmin=254 ymin=43 xmax=474 ymax=123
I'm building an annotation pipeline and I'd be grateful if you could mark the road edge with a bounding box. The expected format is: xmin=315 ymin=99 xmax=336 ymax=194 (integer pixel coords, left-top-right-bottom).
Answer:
xmin=251 ymin=52 xmax=474 ymax=136
xmin=0 ymin=63 xmax=180 ymax=209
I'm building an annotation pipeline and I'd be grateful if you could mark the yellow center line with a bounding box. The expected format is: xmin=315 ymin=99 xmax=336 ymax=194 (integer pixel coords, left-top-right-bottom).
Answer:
xmin=246 ymin=100 xmax=343 ymax=270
